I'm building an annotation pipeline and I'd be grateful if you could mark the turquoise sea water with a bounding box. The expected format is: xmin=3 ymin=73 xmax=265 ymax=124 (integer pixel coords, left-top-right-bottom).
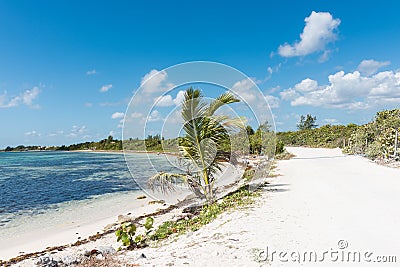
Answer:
xmin=0 ymin=151 xmax=178 ymax=228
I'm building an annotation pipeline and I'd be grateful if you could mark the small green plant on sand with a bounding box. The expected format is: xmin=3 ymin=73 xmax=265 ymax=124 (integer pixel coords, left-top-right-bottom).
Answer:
xmin=116 ymin=217 xmax=154 ymax=250
xmin=243 ymin=168 xmax=255 ymax=182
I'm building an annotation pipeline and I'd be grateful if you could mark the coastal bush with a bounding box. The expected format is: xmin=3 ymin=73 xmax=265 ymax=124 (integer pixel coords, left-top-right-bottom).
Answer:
xmin=115 ymin=217 xmax=154 ymax=250
xmin=344 ymin=109 xmax=400 ymax=160
xmin=277 ymin=124 xmax=357 ymax=148
xmin=275 ymin=140 xmax=285 ymax=154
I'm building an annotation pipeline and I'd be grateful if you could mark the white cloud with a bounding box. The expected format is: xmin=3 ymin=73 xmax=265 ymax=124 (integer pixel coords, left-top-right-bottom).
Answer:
xmin=25 ymin=130 xmax=41 ymax=137
xmin=266 ymin=63 xmax=282 ymax=77
xmin=357 ymin=59 xmax=390 ymax=76
xmin=154 ymin=90 xmax=186 ymax=107
xmin=100 ymin=84 xmax=112 ymax=93
xmin=22 ymin=87 xmax=40 ymax=106
xmin=268 ymin=86 xmax=281 ymax=93
xmin=0 ymin=86 xmax=40 ymax=108
xmin=165 ymin=110 xmax=183 ymax=124
xmin=231 ymin=78 xmax=259 ymax=103
xmin=318 ymin=50 xmax=331 ymax=63
xmin=148 ymin=110 xmax=162 ymax=122
xmin=131 ymin=112 xmax=143 ymax=118
xmin=117 ymin=118 xmax=124 ymax=128
xmin=46 ymin=127 xmax=89 ymax=139
xmin=294 ymin=78 xmax=319 ymax=92
xmin=280 ymin=69 xmax=400 ymax=109
xmin=99 ymin=102 xmax=120 ymax=107
xmin=264 ymin=95 xmax=280 ymax=108
xmin=155 ymin=95 xmax=174 ymax=107
xmin=111 ymin=112 xmax=125 ymax=119
xmin=72 ymin=125 xmax=86 ymax=134
xmin=86 ymin=69 xmax=97 ymax=75
xmin=67 ymin=125 xmax=87 ymax=137
xmin=84 ymin=102 xmax=93 ymax=107
xmin=278 ymin=11 xmax=341 ymax=58
xmin=140 ymin=69 xmax=175 ymax=94
xmin=173 ymin=90 xmax=186 ymax=106
xmin=280 ymin=88 xmax=299 ymax=101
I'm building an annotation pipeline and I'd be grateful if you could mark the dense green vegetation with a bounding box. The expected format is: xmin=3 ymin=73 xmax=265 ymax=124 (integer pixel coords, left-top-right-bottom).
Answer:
xmin=278 ymin=124 xmax=358 ymax=148
xmin=343 ymin=109 xmax=400 ymax=160
xmin=4 ymin=145 xmax=50 ymax=152
xmin=123 ymin=135 xmax=179 ymax=152
xmin=61 ymin=136 xmax=123 ymax=151
xmin=2 ymin=135 xmax=176 ymax=152
xmin=3 ymin=136 xmax=123 ymax=152
xmin=278 ymin=109 xmax=400 ymax=160
xmin=243 ymin=122 xmax=279 ymax=156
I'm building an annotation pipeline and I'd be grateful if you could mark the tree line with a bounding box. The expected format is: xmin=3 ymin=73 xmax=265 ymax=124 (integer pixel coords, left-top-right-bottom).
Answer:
xmin=3 ymin=136 xmax=123 ymax=152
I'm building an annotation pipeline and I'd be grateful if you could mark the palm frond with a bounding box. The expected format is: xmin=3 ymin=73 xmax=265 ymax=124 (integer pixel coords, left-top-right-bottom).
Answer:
xmin=181 ymin=88 xmax=207 ymax=124
xmin=221 ymin=116 xmax=247 ymax=130
xmin=147 ymin=172 xmax=188 ymax=194
xmin=207 ymin=92 xmax=240 ymax=117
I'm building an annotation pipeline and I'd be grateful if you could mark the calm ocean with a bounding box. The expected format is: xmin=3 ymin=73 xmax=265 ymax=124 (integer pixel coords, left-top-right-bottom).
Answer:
xmin=0 ymin=151 xmax=178 ymax=228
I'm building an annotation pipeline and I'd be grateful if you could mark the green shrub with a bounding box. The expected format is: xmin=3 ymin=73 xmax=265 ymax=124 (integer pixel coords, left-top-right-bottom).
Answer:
xmin=115 ymin=217 xmax=154 ymax=250
xmin=275 ymin=140 xmax=285 ymax=154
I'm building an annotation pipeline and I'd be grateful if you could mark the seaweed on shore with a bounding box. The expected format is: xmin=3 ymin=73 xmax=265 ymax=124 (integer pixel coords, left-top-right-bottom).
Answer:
xmin=0 ymin=204 xmax=180 ymax=266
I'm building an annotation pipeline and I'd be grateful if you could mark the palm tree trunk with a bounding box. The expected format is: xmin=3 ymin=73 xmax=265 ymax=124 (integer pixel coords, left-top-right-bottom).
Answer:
xmin=205 ymin=183 xmax=214 ymax=203
xmin=202 ymin=169 xmax=215 ymax=203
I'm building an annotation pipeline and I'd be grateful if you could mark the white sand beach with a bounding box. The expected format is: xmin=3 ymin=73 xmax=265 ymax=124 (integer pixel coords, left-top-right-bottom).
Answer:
xmin=0 ymin=191 xmax=166 ymax=261
xmin=8 ymin=147 xmax=400 ymax=266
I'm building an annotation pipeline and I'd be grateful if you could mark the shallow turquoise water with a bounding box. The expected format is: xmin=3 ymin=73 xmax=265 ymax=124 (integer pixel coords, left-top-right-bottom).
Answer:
xmin=0 ymin=151 xmax=178 ymax=227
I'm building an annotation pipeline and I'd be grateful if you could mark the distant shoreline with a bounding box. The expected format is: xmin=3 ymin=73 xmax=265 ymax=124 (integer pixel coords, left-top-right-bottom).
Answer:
xmin=1 ymin=149 xmax=179 ymax=156
xmin=68 ymin=149 xmax=179 ymax=156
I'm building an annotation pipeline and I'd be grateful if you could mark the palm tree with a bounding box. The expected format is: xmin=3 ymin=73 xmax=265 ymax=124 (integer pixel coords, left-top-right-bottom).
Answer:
xmin=148 ymin=88 xmax=243 ymax=203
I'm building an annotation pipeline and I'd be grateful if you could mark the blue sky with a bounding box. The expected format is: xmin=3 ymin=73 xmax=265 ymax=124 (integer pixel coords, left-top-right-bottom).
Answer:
xmin=1 ymin=0 xmax=400 ymax=148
